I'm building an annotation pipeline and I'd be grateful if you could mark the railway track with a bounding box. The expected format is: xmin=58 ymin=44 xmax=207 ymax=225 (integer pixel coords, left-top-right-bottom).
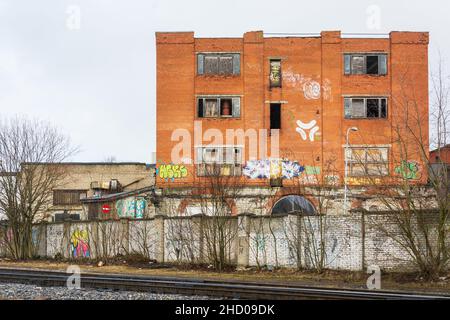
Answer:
xmin=0 ymin=267 xmax=448 ymax=300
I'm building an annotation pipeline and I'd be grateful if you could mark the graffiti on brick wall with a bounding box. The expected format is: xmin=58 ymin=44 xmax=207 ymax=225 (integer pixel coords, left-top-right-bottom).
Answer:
xmin=282 ymin=70 xmax=332 ymax=101
xmin=324 ymin=175 xmax=340 ymax=186
xmin=243 ymin=159 xmax=304 ymax=179
xmin=345 ymin=177 xmax=382 ymax=185
xmin=394 ymin=160 xmax=421 ymax=180
xmin=156 ymin=164 xmax=188 ymax=182
xmin=296 ymin=120 xmax=320 ymax=142
xmin=70 ymin=229 xmax=90 ymax=258
xmin=116 ymin=197 xmax=146 ymax=219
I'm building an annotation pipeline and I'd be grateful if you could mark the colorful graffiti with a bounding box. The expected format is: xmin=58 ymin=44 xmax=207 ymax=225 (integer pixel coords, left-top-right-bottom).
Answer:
xmin=345 ymin=177 xmax=382 ymax=186
xmin=296 ymin=120 xmax=320 ymax=142
xmin=116 ymin=197 xmax=146 ymax=219
xmin=70 ymin=229 xmax=90 ymax=258
xmin=324 ymin=175 xmax=340 ymax=186
xmin=243 ymin=160 xmax=304 ymax=179
xmin=156 ymin=164 xmax=188 ymax=182
xmin=394 ymin=160 xmax=420 ymax=180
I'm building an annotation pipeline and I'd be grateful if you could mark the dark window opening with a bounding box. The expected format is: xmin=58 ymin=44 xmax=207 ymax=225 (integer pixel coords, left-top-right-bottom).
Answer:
xmin=270 ymin=103 xmax=281 ymax=129
xmin=366 ymin=99 xmax=380 ymax=117
xmin=271 ymin=195 xmax=316 ymax=215
xmin=220 ymin=98 xmax=233 ymax=116
xmin=366 ymin=56 xmax=379 ymax=74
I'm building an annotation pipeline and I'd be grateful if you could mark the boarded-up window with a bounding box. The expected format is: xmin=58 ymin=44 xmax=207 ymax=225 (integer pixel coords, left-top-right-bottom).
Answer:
xmin=347 ymin=147 xmax=389 ymax=177
xmin=344 ymin=54 xmax=387 ymax=75
xmin=344 ymin=97 xmax=388 ymax=119
xmin=197 ymin=53 xmax=240 ymax=75
xmin=53 ymin=190 xmax=87 ymax=205
xmin=269 ymin=60 xmax=282 ymax=87
xmin=197 ymin=97 xmax=241 ymax=118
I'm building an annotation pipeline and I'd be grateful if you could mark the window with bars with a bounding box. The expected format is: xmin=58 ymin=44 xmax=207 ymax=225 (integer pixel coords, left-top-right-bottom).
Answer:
xmin=53 ymin=190 xmax=87 ymax=205
xmin=346 ymin=147 xmax=389 ymax=176
xmin=196 ymin=146 xmax=242 ymax=176
xmin=344 ymin=97 xmax=387 ymax=119
xmin=197 ymin=97 xmax=240 ymax=118
xmin=197 ymin=53 xmax=240 ymax=75
xmin=344 ymin=54 xmax=387 ymax=75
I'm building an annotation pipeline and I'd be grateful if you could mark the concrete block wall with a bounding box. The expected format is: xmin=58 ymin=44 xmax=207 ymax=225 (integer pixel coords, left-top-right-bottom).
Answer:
xmin=2 ymin=211 xmax=446 ymax=272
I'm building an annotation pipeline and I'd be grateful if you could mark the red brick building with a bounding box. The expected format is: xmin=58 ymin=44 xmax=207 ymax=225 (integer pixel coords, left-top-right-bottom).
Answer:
xmin=155 ymin=31 xmax=429 ymax=190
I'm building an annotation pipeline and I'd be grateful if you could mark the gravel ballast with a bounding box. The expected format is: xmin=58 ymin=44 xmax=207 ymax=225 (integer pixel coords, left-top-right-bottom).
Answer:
xmin=0 ymin=282 xmax=211 ymax=300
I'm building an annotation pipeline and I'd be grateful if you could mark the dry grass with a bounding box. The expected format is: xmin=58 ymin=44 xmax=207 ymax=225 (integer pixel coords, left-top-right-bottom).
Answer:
xmin=0 ymin=259 xmax=448 ymax=294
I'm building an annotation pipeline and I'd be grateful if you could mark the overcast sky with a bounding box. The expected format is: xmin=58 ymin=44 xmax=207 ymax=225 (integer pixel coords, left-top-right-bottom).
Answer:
xmin=0 ymin=0 xmax=448 ymax=163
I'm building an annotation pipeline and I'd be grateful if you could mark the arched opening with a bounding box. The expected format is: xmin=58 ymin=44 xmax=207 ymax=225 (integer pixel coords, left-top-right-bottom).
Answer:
xmin=271 ymin=195 xmax=316 ymax=215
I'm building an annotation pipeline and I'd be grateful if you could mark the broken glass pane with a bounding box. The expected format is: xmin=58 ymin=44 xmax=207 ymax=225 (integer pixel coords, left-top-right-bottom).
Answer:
xmin=366 ymin=56 xmax=379 ymax=75
xmin=366 ymin=99 xmax=380 ymax=118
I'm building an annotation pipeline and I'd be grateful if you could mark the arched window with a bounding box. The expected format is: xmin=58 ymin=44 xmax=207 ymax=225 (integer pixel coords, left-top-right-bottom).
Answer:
xmin=271 ymin=195 xmax=316 ymax=215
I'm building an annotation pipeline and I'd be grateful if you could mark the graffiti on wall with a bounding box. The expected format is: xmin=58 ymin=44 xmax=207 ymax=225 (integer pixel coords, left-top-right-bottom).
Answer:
xmin=243 ymin=159 xmax=305 ymax=179
xmin=324 ymin=175 xmax=340 ymax=186
xmin=70 ymin=229 xmax=90 ymax=258
xmin=156 ymin=164 xmax=188 ymax=182
xmin=296 ymin=120 xmax=320 ymax=142
xmin=394 ymin=160 xmax=421 ymax=180
xmin=116 ymin=197 xmax=146 ymax=219
xmin=345 ymin=177 xmax=382 ymax=186
xmin=282 ymin=70 xmax=332 ymax=101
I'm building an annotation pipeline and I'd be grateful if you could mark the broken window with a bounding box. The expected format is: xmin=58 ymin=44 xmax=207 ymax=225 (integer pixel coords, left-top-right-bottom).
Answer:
xmin=347 ymin=147 xmax=389 ymax=177
xmin=270 ymin=103 xmax=281 ymax=129
xmin=344 ymin=54 xmax=387 ymax=75
xmin=344 ymin=97 xmax=388 ymax=119
xmin=197 ymin=53 xmax=240 ymax=75
xmin=269 ymin=60 xmax=282 ymax=87
xmin=196 ymin=146 xmax=242 ymax=176
xmin=197 ymin=97 xmax=240 ymax=118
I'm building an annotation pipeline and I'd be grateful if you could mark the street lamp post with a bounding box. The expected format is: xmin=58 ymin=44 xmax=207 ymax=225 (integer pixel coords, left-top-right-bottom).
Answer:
xmin=343 ymin=127 xmax=358 ymax=215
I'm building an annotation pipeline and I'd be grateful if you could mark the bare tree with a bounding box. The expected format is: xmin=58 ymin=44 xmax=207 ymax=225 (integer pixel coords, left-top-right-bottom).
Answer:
xmin=193 ymin=163 xmax=243 ymax=271
xmin=0 ymin=116 xmax=76 ymax=259
xmin=357 ymin=61 xmax=450 ymax=279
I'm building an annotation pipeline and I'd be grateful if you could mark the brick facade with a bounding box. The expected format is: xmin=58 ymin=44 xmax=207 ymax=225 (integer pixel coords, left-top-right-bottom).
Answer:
xmin=156 ymin=31 xmax=429 ymax=193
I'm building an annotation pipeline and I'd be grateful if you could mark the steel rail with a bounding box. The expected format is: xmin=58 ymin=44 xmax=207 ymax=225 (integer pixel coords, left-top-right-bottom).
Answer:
xmin=0 ymin=267 xmax=448 ymax=300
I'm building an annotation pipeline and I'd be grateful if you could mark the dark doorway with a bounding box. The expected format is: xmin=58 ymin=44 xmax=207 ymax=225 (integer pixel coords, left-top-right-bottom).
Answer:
xmin=270 ymin=103 xmax=281 ymax=130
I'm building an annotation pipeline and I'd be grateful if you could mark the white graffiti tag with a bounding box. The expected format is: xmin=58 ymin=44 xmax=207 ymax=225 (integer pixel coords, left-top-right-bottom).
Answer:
xmin=303 ymin=80 xmax=321 ymax=100
xmin=296 ymin=120 xmax=320 ymax=142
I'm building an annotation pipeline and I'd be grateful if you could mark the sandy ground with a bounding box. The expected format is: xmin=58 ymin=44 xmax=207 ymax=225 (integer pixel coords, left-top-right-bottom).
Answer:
xmin=0 ymin=259 xmax=449 ymax=295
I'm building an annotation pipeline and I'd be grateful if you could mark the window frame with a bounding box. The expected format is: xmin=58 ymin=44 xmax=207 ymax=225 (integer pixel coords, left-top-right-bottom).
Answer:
xmin=269 ymin=59 xmax=282 ymax=88
xmin=344 ymin=97 xmax=388 ymax=119
xmin=197 ymin=53 xmax=240 ymax=76
xmin=195 ymin=146 xmax=243 ymax=177
xmin=346 ymin=147 xmax=389 ymax=177
xmin=196 ymin=96 xmax=241 ymax=119
xmin=344 ymin=53 xmax=388 ymax=76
